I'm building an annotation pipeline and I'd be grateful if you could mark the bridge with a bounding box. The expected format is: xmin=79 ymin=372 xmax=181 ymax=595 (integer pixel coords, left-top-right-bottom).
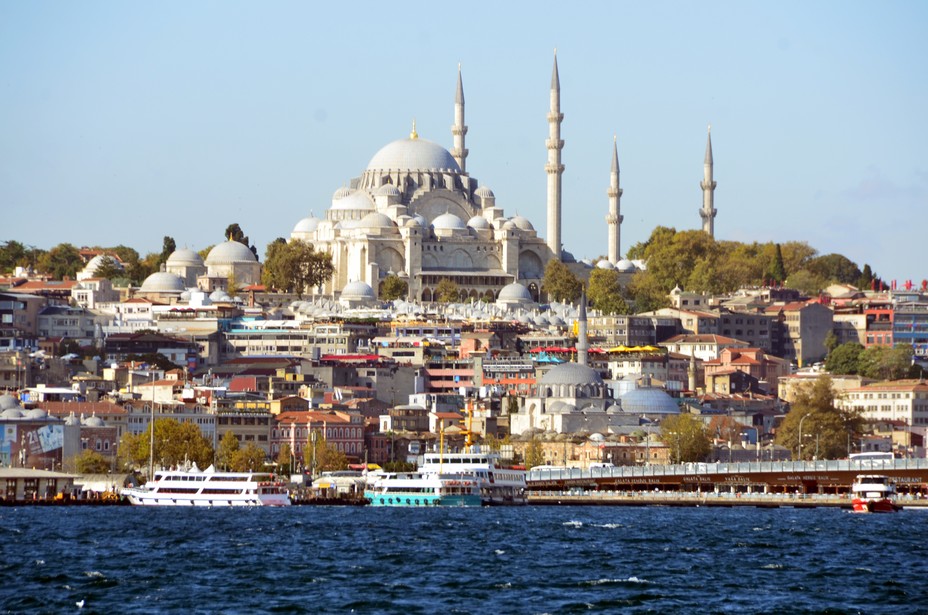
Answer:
xmin=527 ymin=459 xmax=928 ymax=496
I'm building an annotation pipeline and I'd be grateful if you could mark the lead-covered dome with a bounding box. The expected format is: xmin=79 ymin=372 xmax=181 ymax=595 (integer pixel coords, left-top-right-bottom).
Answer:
xmin=359 ymin=212 xmax=397 ymax=230
xmin=331 ymin=190 xmax=375 ymax=211
xmin=432 ymin=213 xmax=466 ymax=230
xmin=341 ymin=281 xmax=376 ymax=301
xmin=540 ymin=363 xmax=604 ymax=386
xmin=292 ymin=216 xmax=321 ymax=234
xmin=366 ymin=138 xmax=461 ymax=174
xmin=620 ymin=386 xmax=679 ymax=415
xmin=140 ymin=271 xmax=186 ymax=293
xmin=467 ymin=216 xmax=491 ymax=230
xmin=510 ymin=216 xmax=535 ymax=231
xmin=205 ymin=241 xmax=257 ymax=265
xmin=498 ymin=282 xmax=532 ymax=302
xmin=166 ymin=248 xmax=204 ymax=267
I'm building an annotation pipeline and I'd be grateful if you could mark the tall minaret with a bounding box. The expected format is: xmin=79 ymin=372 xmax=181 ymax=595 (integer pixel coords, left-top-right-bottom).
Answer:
xmin=699 ymin=124 xmax=717 ymax=238
xmin=606 ymin=135 xmax=624 ymax=263
xmin=546 ymin=50 xmax=565 ymax=259
xmin=577 ymin=287 xmax=589 ymax=367
xmin=451 ymin=64 xmax=468 ymax=173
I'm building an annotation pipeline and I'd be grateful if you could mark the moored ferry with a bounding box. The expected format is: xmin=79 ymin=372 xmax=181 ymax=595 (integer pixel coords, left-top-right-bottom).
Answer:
xmin=122 ymin=464 xmax=291 ymax=507
xmin=364 ymin=471 xmax=481 ymax=507
xmin=851 ymin=474 xmax=900 ymax=513
xmin=418 ymin=448 xmax=527 ymax=506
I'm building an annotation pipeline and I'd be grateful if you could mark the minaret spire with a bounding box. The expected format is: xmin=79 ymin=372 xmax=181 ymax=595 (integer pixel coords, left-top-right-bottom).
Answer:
xmin=451 ymin=63 xmax=468 ymax=173
xmin=700 ymin=124 xmax=717 ymax=238
xmin=577 ymin=286 xmax=589 ymax=367
xmin=546 ymin=49 xmax=565 ymax=259
xmin=606 ymin=134 xmax=624 ymax=263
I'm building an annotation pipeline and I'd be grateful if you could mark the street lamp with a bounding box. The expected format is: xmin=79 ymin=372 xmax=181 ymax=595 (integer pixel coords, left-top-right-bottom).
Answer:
xmin=798 ymin=413 xmax=811 ymax=462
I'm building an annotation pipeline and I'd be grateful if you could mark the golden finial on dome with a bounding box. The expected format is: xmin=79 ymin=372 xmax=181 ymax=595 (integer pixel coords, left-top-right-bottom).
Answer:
xmin=410 ymin=119 xmax=418 ymax=140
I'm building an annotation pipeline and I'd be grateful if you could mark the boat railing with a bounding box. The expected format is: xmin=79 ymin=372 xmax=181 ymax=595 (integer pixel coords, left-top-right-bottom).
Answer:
xmin=527 ymin=458 xmax=928 ymax=482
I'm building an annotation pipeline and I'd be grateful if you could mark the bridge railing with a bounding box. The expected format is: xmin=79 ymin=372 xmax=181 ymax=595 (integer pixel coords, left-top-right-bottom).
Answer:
xmin=526 ymin=458 xmax=928 ymax=482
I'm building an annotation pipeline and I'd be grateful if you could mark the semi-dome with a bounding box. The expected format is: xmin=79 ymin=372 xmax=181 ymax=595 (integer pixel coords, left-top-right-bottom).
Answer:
xmin=341 ymin=281 xmax=376 ymax=300
xmin=620 ymin=387 xmax=679 ymax=415
xmin=166 ymin=248 xmax=204 ymax=267
xmin=333 ymin=186 xmax=354 ymax=200
xmin=375 ymin=184 xmax=402 ymax=197
xmin=332 ymin=190 xmax=375 ymax=211
xmin=432 ymin=212 xmax=466 ymax=230
xmin=475 ymin=185 xmax=495 ymax=199
xmin=366 ymin=137 xmax=461 ymax=174
xmin=292 ymin=216 xmax=321 ymax=234
xmin=540 ymin=363 xmax=605 ymax=386
xmin=140 ymin=271 xmax=186 ymax=293
xmin=498 ymin=282 xmax=532 ymax=302
xmin=466 ymin=216 xmax=491 ymax=230
xmin=510 ymin=216 xmax=535 ymax=231
xmin=205 ymin=241 xmax=257 ymax=265
xmin=359 ymin=212 xmax=397 ymax=230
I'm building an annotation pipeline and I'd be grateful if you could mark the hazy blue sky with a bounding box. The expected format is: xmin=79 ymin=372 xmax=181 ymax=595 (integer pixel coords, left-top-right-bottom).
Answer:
xmin=1 ymin=1 xmax=926 ymax=283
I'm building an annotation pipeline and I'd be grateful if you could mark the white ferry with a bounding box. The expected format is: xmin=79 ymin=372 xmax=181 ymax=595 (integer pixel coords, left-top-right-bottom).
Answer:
xmin=418 ymin=448 xmax=527 ymax=506
xmin=851 ymin=474 xmax=900 ymax=513
xmin=364 ymin=471 xmax=482 ymax=507
xmin=122 ymin=464 xmax=291 ymax=507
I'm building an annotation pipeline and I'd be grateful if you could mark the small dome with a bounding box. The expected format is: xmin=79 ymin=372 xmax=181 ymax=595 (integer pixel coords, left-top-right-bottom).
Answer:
xmin=292 ymin=216 xmax=321 ymax=234
xmin=332 ymin=190 xmax=375 ymax=211
xmin=617 ymin=259 xmax=636 ymax=272
xmin=0 ymin=394 xmax=20 ymax=410
xmin=26 ymin=408 xmax=48 ymax=419
xmin=205 ymin=241 xmax=257 ymax=266
xmin=540 ymin=363 xmax=605 ymax=386
xmin=548 ymin=401 xmax=567 ymax=413
xmin=1 ymin=408 xmax=23 ymax=419
xmin=510 ymin=216 xmax=535 ymax=231
xmin=65 ymin=413 xmax=80 ymax=426
xmin=366 ymin=137 xmax=461 ymax=174
xmin=466 ymin=216 xmax=491 ymax=230
xmin=83 ymin=254 xmax=124 ymax=276
xmin=596 ymin=260 xmax=615 ymax=270
xmin=432 ymin=213 xmax=466 ymax=230
xmin=341 ymin=281 xmax=375 ymax=300
xmin=84 ymin=415 xmax=106 ymax=427
xmin=412 ymin=214 xmax=428 ymax=227
xmin=376 ymin=184 xmax=402 ymax=197
xmin=589 ymin=432 xmax=606 ymax=442
xmin=501 ymin=220 xmax=516 ymax=230
xmin=533 ymin=315 xmax=549 ymax=326
xmin=140 ymin=271 xmax=186 ymax=294
xmin=333 ymin=186 xmax=353 ymax=200
xmin=209 ymin=290 xmax=232 ymax=302
xmin=475 ymin=185 xmax=495 ymax=199
xmin=498 ymin=282 xmax=532 ymax=302
xmin=606 ymin=403 xmax=622 ymax=413
xmin=359 ymin=212 xmax=397 ymax=230
xmin=166 ymin=248 xmax=204 ymax=267
xmin=620 ymin=387 xmax=680 ymax=415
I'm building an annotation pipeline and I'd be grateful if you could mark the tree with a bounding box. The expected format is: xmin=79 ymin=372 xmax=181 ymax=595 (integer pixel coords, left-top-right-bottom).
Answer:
xmin=626 ymin=271 xmax=670 ymax=313
xmin=119 ymin=418 xmax=215 ymax=474
xmin=127 ymin=252 xmax=160 ymax=284
xmin=276 ymin=443 xmax=294 ymax=476
xmin=823 ymin=331 xmax=840 ymax=355
xmin=774 ymin=375 xmax=863 ymax=460
xmin=660 ymin=414 xmax=711 ymax=463
xmin=72 ymin=450 xmax=111 ymax=474
xmin=216 ymin=431 xmax=240 ymax=471
xmin=858 ymin=345 xmax=914 ymax=381
xmin=779 ymin=241 xmax=817 ymax=276
xmin=0 ymin=240 xmax=29 ymax=272
xmin=766 ymin=243 xmax=787 ymax=284
xmin=436 ymin=278 xmax=460 ymax=303
xmin=303 ymin=430 xmax=348 ymax=475
xmin=587 ymin=269 xmax=628 ymax=314
xmin=380 ymin=274 xmax=408 ymax=301
xmin=707 ymin=415 xmax=743 ymax=445
xmin=825 ymin=342 xmax=864 ymax=375
xmin=93 ymin=255 xmax=124 ymax=281
xmin=262 ymin=239 xmax=334 ymax=296
xmin=159 ymin=236 xmax=177 ymax=266
xmin=225 ymin=223 xmax=258 ymax=259
xmin=541 ymin=259 xmax=582 ymax=303
xmin=806 ymin=253 xmax=862 ymax=285
xmin=38 ymin=243 xmax=82 ymax=279
xmin=230 ymin=443 xmax=267 ymax=472
xmin=524 ymin=436 xmax=544 ymax=470
xmin=786 ymin=270 xmax=827 ymax=296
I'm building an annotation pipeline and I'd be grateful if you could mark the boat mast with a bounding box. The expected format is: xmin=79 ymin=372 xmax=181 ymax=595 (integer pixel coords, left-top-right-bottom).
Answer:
xmin=148 ymin=370 xmax=155 ymax=479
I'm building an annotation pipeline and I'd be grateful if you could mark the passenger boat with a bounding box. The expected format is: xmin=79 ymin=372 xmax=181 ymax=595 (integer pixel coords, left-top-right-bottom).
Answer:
xmin=364 ymin=471 xmax=482 ymax=507
xmin=850 ymin=474 xmax=900 ymax=513
xmin=122 ymin=464 xmax=290 ymax=507
xmin=418 ymin=448 xmax=527 ymax=506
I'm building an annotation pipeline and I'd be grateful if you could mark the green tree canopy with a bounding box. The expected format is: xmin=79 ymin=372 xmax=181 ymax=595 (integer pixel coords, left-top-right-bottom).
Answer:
xmin=262 ymin=239 xmax=334 ymax=296
xmin=436 ymin=278 xmax=461 ymax=303
xmin=118 ymin=418 xmax=214 ymax=474
xmin=542 ymin=259 xmax=582 ymax=303
xmin=276 ymin=443 xmax=294 ymax=476
xmin=215 ymin=430 xmax=241 ymax=471
xmin=587 ymin=268 xmax=628 ymax=314
xmin=159 ymin=236 xmax=177 ymax=266
xmin=765 ymin=243 xmax=787 ymax=283
xmin=523 ymin=437 xmax=544 ymax=470
xmin=72 ymin=449 xmax=111 ymax=474
xmin=825 ymin=342 xmax=864 ymax=375
xmin=785 ymin=269 xmax=827 ymax=296
xmin=774 ymin=375 xmax=863 ymax=460
xmin=858 ymin=345 xmax=914 ymax=381
xmin=92 ymin=255 xmax=125 ymax=281
xmin=303 ymin=430 xmax=348 ymax=475
xmin=225 ymin=223 xmax=258 ymax=259
xmin=230 ymin=443 xmax=267 ymax=472
xmin=0 ymin=240 xmax=29 ymax=272
xmin=380 ymin=274 xmax=409 ymax=301
xmin=660 ymin=414 xmax=711 ymax=463
xmin=806 ymin=253 xmax=862 ymax=285
xmin=38 ymin=243 xmax=82 ymax=279
xmin=626 ymin=271 xmax=670 ymax=313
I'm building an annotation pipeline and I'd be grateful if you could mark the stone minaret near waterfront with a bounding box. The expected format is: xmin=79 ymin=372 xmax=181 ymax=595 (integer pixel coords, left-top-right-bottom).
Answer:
xmin=451 ymin=64 xmax=468 ymax=173
xmin=577 ymin=287 xmax=589 ymax=367
xmin=699 ymin=124 xmax=717 ymax=237
xmin=606 ymin=135 xmax=623 ymax=263
xmin=546 ymin=51 xmax=565 ymax=259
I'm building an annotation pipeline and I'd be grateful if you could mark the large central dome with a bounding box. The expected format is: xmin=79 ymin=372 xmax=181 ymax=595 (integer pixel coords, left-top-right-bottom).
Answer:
xmin=366 ymin=137 xmax=461 ymax=173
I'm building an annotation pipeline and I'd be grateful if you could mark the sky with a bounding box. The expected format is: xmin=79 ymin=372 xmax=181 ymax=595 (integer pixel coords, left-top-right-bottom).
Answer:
xmin=1 ymin=1 xmax=926 ymax=284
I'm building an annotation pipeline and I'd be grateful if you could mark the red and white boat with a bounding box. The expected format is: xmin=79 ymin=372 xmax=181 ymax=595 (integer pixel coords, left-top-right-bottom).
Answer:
xmin=851 ymin=474 xmax=900 ymax=513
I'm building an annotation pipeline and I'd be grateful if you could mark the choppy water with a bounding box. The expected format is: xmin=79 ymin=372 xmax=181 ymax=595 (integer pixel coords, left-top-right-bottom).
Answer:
xmin=1 ymin=506 xmax=926 ymax=613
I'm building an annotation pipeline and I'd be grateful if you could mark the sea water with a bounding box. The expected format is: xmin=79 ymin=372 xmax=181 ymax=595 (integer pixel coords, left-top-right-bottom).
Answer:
xmin=1 ymin=506 xmax=926 ymax=613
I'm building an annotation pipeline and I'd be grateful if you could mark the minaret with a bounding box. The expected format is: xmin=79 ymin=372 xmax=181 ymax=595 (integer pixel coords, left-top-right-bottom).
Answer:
xmin=699 ymin=124 xmax=717 ymax=238
xmin=546 ymin=50 xmax=565 ymax=259
xmin=577 ymin=287 xmax=589 ymax=367
xmin=606 ymin=135 xmax=623 ymax=263
xmin=451 ymin=64 xmax=468 ymax=173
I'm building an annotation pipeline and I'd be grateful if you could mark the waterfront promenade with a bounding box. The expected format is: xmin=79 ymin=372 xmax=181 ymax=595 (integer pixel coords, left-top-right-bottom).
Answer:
xmin=529 ymin=490 xmax=928 ymax=509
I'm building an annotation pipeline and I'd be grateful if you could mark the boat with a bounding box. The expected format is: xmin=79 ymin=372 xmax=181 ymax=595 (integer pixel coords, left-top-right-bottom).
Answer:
xmin=850 ymin=474 xmax=900 ymax=513
xmin=417 ymin=448 xmax=527 ymax=506
xmin=121 ymin=463 xmax=290 ymax=507
xmin=364 ymin=471 xmax=482 ymax=507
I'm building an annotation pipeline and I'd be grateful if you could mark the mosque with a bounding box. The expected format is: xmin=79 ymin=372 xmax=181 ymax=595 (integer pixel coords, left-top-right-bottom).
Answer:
xmin=286 ymin=54 xmax=698 ymax=303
